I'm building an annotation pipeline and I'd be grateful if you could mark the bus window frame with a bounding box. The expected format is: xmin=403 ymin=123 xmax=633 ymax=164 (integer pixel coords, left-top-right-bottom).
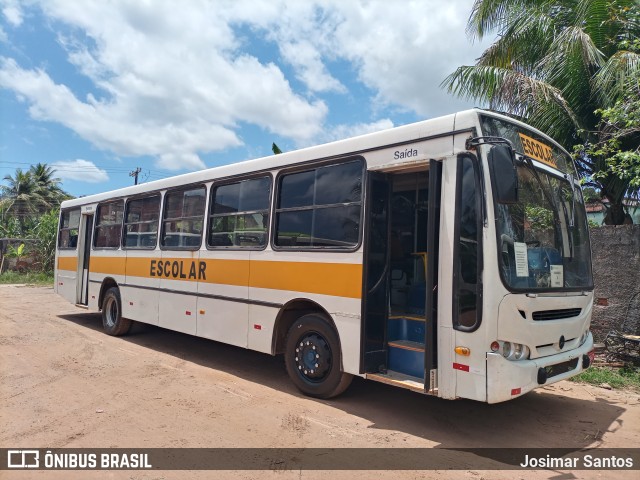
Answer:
xmin=58 ymin=207 xmax=81 ymax=250
xmin=93 ymin=200 xmax=124 ymax=250
xmin=206 ymin=173 xmax=273 ymax=251
xmin=452 ymin=152 xmax=484 ymax=333
xmin=160 ymin=184 xmax=207 ymax=251
xmin=122 ymin=193 xmax=162 ymax=250
xmin=271 ymin=157 xmax=365 ymax=253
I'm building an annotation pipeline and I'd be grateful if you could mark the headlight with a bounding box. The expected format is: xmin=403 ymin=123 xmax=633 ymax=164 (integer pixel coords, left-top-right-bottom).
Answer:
xmin=495 ymin=340 xmax=530 ymax=361
xmin=579 ymin=330 xmax=590 ymax=346
xmin=514 ymin=343 xmax=530 ymax=360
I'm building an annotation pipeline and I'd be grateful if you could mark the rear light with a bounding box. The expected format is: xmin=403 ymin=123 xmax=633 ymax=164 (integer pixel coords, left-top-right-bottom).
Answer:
xmin=490 ymin=341 xmax=500 ymax=352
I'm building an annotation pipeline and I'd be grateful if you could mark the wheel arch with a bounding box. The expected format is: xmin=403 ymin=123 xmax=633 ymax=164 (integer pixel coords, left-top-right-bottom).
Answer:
xmin=271 ymin=298 xmax=339 ymax=356
xmin=98 ymin=277 xmax=119 ymax=310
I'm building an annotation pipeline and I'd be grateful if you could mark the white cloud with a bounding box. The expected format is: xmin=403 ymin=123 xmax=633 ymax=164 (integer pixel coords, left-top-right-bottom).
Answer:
xmin=0 ymin=0 xmax=491 ymax=171
xmin=324 ymin=119 xmax=395 ymax=143
xmin=51 ymin=159 xmax=109 ymax=183
xmin=227 ymin=0 xmax=489 ymax=116
xmin=2 ymin=1 xmax=23 ymax=26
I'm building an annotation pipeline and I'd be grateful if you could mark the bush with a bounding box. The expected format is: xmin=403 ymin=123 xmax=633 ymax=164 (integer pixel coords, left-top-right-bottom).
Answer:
xmin=33 ymin=209 xmax=59 ymax=273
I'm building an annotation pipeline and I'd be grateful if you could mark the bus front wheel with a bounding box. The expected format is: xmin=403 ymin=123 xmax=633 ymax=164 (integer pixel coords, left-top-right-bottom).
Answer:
xmin=102 ymin=287 xmax=132 ymax=336
xmin=285 ymin=314 xmax=352 ymax=398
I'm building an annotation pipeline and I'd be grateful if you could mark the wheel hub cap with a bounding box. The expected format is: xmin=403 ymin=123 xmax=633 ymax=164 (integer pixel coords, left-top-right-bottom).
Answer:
xmin=294 ymin=333 xmax=331 ymax=380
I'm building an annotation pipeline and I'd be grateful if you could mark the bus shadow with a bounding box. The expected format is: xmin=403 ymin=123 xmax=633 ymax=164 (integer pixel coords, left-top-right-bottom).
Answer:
xmin=59 ymin=312 xmax=627 ymax=456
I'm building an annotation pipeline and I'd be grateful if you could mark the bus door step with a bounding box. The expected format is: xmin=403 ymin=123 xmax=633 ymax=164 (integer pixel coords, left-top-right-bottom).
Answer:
xmin=387 ymin=340 xmax=425 ymax=378
xmin=367 ymin=370 xmax=424 ymax=393
xmin=387 ymin=315 xmax=426 ymax=378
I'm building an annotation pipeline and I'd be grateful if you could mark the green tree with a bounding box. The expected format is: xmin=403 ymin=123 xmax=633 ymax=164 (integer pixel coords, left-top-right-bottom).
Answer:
xmin=1 ymin=164 xmax=71 ymax=236
xmin=444 ymin=0 xmax=640 ymax=224
xmin=29 ymin=163 xmax=69 ymax=207
xmin=33 ymin=209 xmax=60 ymax=273
xmin=0 ymin=169 xmax=44 ymax=234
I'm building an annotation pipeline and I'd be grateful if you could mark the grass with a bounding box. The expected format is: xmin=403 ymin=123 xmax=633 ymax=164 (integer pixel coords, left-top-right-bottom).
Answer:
xmin=572 ymin=365 xmax=640 ymax=391
xmin=0 ymin=270 xmax=54 ymax=286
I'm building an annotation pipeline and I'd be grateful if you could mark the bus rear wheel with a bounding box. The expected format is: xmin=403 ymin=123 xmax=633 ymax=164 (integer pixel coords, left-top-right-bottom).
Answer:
xmin=285 ymin=314 xmax=352 ymax=399
xmin=102 ymin=287 xmax=132 ymax=336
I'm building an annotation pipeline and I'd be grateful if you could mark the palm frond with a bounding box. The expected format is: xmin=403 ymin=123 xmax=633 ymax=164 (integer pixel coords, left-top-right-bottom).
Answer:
xmin=442 ymin=65 xmax=580 ymax=128
xmin=467 ymin=0 xmax=544 ymax=39
xmin=575 ymin=0 xmax=612 ymax=49
xmin=477 ymin=10 xmax=556 ymax=74
xmin=593 ymin=50 xmax=640 ymax=104
xmin=536 ymin=26 xmax=604 ymax=118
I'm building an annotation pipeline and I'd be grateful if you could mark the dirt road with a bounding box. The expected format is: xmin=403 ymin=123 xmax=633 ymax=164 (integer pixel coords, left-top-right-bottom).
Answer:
xmin=1 ymin=285 xmax=639 ymax=480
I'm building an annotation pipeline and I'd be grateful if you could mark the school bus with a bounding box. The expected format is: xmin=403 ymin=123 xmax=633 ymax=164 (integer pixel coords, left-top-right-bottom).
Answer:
xmin=55 ymin=109 xmax=595 ymax=403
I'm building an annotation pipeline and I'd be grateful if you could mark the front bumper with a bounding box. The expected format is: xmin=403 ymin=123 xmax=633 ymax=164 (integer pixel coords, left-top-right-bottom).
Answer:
xmin=486 ymin=333 xmax=594 ymax=404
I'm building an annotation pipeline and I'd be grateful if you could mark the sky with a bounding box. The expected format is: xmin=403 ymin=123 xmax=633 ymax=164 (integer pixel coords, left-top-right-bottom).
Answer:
xmin=0 ymin=0 xmax=492 ymax=198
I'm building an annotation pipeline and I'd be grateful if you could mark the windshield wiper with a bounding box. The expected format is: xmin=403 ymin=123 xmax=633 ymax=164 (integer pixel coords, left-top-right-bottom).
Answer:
xmin=563 ymin=173 xmax=576 ymax=228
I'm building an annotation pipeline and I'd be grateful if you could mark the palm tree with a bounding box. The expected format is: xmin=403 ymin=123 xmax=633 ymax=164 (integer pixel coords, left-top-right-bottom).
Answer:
xmin=29 ymin=163 xmax=68 ymax=206
xmin=443 ymin=0 xmax=640 ymax=224
xmin=0 ymin=169 xmax=43 ymax=234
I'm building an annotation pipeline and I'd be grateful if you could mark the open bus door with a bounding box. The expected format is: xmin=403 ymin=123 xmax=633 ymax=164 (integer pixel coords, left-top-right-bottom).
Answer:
xmin=361 ymin=171 xmax=390 ymax=374
xmin=77 ymin=213 xmax=93 ymax=306
xmin=361 ymin=160 xmax=441 ymax=394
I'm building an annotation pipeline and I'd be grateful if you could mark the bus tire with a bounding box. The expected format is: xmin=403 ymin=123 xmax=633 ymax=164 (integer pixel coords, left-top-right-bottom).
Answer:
xmin=285 ymin=314 xmax=352 ymax=399
xmin=101 ymin=287 xmax=132 ymax=336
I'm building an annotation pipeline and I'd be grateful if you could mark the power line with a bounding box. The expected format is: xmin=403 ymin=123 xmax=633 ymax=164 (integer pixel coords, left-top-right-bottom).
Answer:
xmin=129 ymin=167 xmax=142 ymax=185
xmin=0 ymin=161 xmax=176 ymax=175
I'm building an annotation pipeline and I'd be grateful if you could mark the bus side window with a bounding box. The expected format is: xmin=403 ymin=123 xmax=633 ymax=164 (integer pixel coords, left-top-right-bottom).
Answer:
xmin=123 ymin=195 xmax=161 ymax=249
xmin=208 ymin=176 xmax=271 ymax=249
xmin=161 ymin=187 xmax=206 ymax=250
xmin=274 ymin=159 xmax=363 ymax=249
xmin=94 ymin=201 xmax=124 ymax=249
xmin=59 ymin=208 xmax=80 ymax=249
xmin=453 ymin=154 xmax=483 ymax=331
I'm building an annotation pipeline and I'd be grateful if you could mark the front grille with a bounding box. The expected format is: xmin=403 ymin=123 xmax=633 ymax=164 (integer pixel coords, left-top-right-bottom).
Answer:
xmin=532 ymin=308 xmax=581 ymax=321
xmin=545 ymin=358 xmax=579 ymax=378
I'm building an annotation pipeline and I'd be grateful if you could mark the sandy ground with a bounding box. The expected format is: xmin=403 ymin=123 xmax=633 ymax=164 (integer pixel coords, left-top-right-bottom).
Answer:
xmin=1 ymin=284 xmax=639 ymax=480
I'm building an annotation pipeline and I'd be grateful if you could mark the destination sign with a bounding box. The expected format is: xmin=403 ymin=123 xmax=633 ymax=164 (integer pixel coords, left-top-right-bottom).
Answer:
xmin=518 ymin=133 xmax=557 ymax=168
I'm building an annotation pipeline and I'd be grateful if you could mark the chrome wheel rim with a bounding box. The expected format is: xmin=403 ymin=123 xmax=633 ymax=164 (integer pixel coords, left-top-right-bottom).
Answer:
xmin=104 ymin=296 xmax=118 ymax=327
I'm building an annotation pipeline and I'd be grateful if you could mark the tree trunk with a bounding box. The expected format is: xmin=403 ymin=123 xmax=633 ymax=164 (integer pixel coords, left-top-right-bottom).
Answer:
xmin=603 ymin=201 xmax=633 ymax=225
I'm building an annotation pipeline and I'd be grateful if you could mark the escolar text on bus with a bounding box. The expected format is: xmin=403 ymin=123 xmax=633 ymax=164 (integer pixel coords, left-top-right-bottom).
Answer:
xmin=149 ymin=259 xmax=207 ymax=280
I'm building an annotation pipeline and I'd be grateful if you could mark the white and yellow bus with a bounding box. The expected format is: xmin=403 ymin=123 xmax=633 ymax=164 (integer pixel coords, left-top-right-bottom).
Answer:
xmin=55 ymin=109 xmax=595 ymax=403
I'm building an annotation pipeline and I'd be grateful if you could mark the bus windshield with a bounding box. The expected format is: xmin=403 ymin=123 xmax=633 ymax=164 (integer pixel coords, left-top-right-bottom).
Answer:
xmin=494 ymin=161 xmax=593 ymax=291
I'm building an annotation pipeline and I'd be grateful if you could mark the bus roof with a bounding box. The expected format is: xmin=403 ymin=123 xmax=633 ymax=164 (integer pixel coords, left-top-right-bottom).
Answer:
xmin=59 ymin=108 xmax=561 ymax=209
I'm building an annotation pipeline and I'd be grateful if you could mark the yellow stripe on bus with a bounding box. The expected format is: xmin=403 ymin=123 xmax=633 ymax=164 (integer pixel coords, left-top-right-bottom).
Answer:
xmin=90 ymin=256 xmax=127 ymax=276
xmin=87 ymin=256 xmax=362 ymax=299
xmin=57 ymin=256 xmax=77 ymax=271
xmin=250 ymin=260 xmax=362 ymax=299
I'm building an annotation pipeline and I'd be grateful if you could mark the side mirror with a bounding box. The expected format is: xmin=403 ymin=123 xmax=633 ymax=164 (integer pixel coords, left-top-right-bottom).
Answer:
xmin=489 ymin=145 xmax=518 ymax=204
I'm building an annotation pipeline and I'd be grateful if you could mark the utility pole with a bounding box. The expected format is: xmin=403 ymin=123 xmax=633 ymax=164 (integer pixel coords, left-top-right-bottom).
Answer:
xmin=129 ymin=167 xmax=142 ymax=185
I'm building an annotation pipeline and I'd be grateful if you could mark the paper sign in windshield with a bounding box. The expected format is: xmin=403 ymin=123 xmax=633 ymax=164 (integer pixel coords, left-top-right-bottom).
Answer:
xmin=550 ymin=265 xmax=564 ymax=287
xmin=514 ymin=242 xmax=529 ymax=277
xmin=518 ymin=133 xmax=557 ymax=168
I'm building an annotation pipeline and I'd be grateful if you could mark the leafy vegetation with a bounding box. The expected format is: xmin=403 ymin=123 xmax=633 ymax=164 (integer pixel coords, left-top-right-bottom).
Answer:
xmin=444 ymin=0 xmax=640 ymax=224
xmin=0 ymin=270 xmax=54 ymax=286
xmin=1 ymin=163 xmax=71 ymax=278
xmin=572 ymin=365 xmax=640 ymax=391
xmin=1 ymin=163 xmax=70 ymax=236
